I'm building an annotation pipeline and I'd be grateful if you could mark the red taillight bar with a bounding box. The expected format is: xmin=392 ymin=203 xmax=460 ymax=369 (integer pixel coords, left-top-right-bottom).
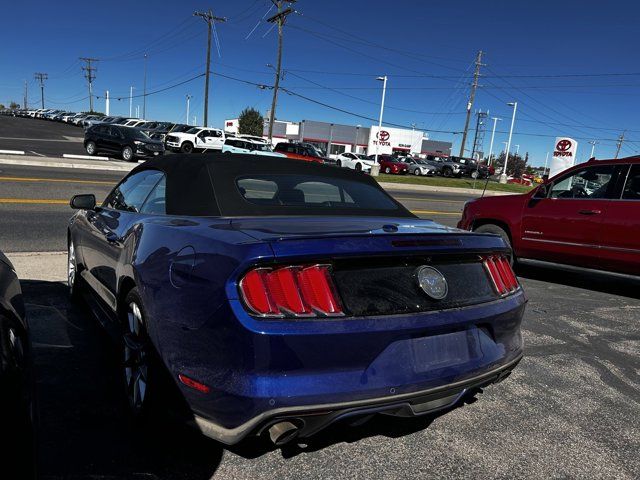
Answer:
xmin=483 ymin=255 xmax=519 ymax=296
xmin=239 ymin=264 xmax=344 ymax=318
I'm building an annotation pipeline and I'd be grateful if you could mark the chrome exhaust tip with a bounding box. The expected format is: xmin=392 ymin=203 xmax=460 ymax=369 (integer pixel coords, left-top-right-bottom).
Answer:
xmin=268 ymin=421 xmax=300 ymax=446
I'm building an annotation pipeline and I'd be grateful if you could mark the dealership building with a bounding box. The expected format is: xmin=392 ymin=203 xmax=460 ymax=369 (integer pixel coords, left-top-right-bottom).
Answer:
xmin=224 ymin=118 xmax=452 ymax=157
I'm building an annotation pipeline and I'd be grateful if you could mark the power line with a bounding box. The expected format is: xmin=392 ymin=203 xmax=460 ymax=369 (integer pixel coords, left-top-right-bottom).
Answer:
xmin=194 ymin=9 xmax=227 ymax=127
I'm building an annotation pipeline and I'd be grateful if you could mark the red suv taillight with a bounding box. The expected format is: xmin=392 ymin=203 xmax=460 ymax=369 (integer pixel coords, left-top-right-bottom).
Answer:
xmin=239 ymin=265 xmax=344 ymax=318
xmin=483 ymin=255 xmax=519 ymax=295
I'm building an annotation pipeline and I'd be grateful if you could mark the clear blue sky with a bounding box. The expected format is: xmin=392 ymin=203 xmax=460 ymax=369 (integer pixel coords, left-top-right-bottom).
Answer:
xmin=1 ymin=0 xmax=639 ymax=165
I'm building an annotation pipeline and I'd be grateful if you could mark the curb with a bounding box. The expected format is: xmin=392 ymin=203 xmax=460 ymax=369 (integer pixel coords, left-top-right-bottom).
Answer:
xmin=378 ymin=181 xmax=516 ymax=196
xmin=0 ymin=155 xmax=135 ymax=172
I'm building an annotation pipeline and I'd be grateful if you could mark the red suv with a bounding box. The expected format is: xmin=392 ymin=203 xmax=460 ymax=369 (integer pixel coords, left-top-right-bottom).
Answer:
xmin=369 ymin=154 xmax=409 ymax=174
xmin=458 ymin=157 xmax=640 ymax=276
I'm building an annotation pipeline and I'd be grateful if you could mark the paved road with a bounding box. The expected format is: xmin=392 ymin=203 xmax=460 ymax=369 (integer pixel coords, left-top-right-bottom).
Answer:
xmin=0 ymin=115 xmax=86 ymax=156
xmin=0 ymin=164 xmax=469 ymax=252
xmin=10 ymin=253 xmax=637 ymax=480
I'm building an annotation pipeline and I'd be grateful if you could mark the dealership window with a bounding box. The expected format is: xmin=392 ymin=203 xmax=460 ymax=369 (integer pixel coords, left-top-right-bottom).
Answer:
xmin=330 ymin=144 xmax=346 ymax=156
xmin=622 ymin=165 xmax=640 ymax=200
xmin=549 ymin=165 xmax=616 ymax=199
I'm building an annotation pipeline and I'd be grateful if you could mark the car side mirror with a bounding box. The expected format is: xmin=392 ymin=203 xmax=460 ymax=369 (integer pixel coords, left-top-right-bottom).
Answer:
xmin=70 ymin=194 xmax=96 ymax=210
xmin=533 ymin=184 xmax=549 ymax=199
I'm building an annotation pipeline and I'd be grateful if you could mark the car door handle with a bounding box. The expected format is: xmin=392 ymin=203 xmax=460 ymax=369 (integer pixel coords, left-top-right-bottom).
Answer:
xmin=578 ymin=209 xmax=601 ymax=215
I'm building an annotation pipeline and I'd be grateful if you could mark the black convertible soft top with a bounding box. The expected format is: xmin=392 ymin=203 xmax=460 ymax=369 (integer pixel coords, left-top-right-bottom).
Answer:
xmin=129 ymin=153 xmax=415 ymax=218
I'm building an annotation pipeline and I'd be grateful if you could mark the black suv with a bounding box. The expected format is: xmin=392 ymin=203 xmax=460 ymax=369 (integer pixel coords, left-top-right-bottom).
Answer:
xmin=84 ymin=124 xmax=164 ymax=162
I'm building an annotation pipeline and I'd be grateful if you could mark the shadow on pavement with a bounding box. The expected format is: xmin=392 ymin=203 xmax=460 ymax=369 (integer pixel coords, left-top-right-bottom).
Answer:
xmin=515 ymin=263 xmax=640 ymax=299
xmin=24 ymin=279 xmax=455 ymax=478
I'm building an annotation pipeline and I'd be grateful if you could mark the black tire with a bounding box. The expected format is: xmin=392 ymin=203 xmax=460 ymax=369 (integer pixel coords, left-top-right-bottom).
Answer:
xmin=443 ymin=167 xmax=453 ymax=177
xmin=413 ymin=168 xmax=421 ymax=176
xmin=85 ymin=141 xmax=97 ymax=156
xmin=122 ymin=146 xmax=135 ymax=162
xmin=336 ymin=159 xmax=342 ymax=167
xmin=355 ymin=163 xmax=362 ymax=172
xmin=474 ymin=224 xmax=515 ymax=265
xmin=181 ymin=141 xmax=194 ymax=154
xmin=120 ymin=288 xmax=165 ymax=420
xmin=384 ymin=167 xmax=391 ymax=174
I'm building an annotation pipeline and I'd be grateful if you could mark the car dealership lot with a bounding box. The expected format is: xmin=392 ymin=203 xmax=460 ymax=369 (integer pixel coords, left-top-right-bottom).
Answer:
xmin=6 ymin=252 xmax=637 ymax=480
xmin=1 ymin=117 xmax=638 ymax=479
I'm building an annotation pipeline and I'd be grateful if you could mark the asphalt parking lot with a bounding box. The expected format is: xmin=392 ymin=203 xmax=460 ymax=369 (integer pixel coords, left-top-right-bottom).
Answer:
xmin=0 ymin=116 xmax=86 ymax=157
xmin=8 ymin=252 xmax=637 ymax=480
xmin=2 ymin=116 xmax=639 ymax=479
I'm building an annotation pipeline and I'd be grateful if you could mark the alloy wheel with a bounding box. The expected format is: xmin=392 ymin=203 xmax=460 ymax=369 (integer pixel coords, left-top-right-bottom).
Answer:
xmin=123 ymin=302 xmax=149 ymax=413
xmin=68 ymin=242 xmax=76 ymax=294
xmin=86 ymin=142 xmax=96 ymax=155
xmin=122 ymin=147 xmax=133 ymax=161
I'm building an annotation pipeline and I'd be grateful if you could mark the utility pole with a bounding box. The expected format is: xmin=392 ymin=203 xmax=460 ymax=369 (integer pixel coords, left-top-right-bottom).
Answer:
xmin=34 ymin=73 xmax=47 ymax=109
xmin=23 ymin=80 xmax=28 ymax=109
xmin=471 ymin=110 xmax=488 ymax=159
xmin=459 ymin=50 xmax=484 ymax=158
xmin=194 ymin=9 xmax=227 ymax=127
xmin=79 ymin=57 xmax=98 ymax=112
xmin=543 ymin=152 xmax=549 ymax=177
xmin=266 ymin=1 xmax=296 ymax=141
xmin=615 ymin=133 xmax=625 ymax=159
xmin=186 ymin=94 xmax=192 ymax=125
xmin=142 ymin=53 xmax=148 ymax=119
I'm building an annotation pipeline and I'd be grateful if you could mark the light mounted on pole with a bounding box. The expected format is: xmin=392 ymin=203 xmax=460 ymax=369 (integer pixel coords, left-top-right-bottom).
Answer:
xmin=500 ymin=102 xmax=518 ymax=184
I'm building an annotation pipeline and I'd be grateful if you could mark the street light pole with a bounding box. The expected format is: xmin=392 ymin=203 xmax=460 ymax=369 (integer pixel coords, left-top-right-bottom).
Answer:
xmin=589 ymin=140 xmax=598 ymax=159
xmin=500 ymin=102 xmax=518 ymax=184
xmin=374 ymin=75 xmax=387 ymax=167
xmin=129 ymin=86 xmax=134 ymax=117
xmin=543 ymin=152 xmax=549 ymax=177
xmin=186 ymin=95 xmax=192 ymax=125
xmin=487 ymin=117 xmax=501 ymax=166
xmin=142 ymin=53 xmax=147 ymax=119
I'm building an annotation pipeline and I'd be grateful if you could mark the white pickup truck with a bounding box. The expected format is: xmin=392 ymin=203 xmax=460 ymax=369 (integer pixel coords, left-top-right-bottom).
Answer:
xmin=165 ymin=127 xmax=226 ymax=153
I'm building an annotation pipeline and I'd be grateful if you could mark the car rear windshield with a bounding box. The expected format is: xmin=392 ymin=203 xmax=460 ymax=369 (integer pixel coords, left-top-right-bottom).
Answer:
xmin=235 ymin=174 xmax=400 ymax=212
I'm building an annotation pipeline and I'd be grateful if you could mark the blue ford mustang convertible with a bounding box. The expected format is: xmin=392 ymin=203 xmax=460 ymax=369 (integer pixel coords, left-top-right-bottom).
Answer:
xmin=68 ymin=154 xmax=525 ymax=446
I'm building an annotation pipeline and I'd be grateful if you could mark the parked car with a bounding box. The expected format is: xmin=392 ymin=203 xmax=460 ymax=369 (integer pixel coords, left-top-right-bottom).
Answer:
xmin=67 ymin=154 xmax=524 ymax=446
xmin=222 ymin=137 xmax=286 ymax=157
xmin=458 ymin=157 xmax=640 ymax=276
xmin=274 ymin=142 xmax=327 ymax=163
xmin=165 ymin=127 xmax=225 ymax=153
xmin=84 ymin=124 xmax=164 ymax=161
xmin=237 ymin=134 xmax=270 ymax=145
xmin=369 ymin=154 xmax=409 ymax=174
xmin=0 ymin=250 xmax=36 ymax=479
xmin=336 ymin=152 xmax=374 ymax=172
xmin=404 ymin=157 xmax=440 ymax=176
xmin=82 ymin=115 xmax=105 ymax=129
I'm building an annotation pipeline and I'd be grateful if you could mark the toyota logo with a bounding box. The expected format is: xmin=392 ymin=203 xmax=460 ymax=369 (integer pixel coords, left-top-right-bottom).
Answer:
xmin=377 ymin=130 xmax=390 ymax=142
xmin=556 ymin=139 xmax=572 ymax=152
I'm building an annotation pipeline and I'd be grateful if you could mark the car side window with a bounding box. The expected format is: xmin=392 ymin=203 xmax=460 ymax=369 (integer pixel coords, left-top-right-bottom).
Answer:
xmin=140 ymin=175 xmax=167 ymax=215
xmin=104 ymin=170 xmax=164 ymax=212
xmin=549 ymin=166 xmax=616 ymax=199
xmin=622 ymin=165 xmax=640 ymax=200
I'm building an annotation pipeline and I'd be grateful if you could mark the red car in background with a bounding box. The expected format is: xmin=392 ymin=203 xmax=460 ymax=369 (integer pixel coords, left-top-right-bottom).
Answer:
xmin=458 ymin=157 xmax=640 ymax=277
xmin=368 ymin=154 xmax=409 ymax=174
xmin=274 ymin=142 xmax=326 ymax=163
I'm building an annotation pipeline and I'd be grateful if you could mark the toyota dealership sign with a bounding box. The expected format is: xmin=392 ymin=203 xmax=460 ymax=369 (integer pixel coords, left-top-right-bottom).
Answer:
xmin=549 ymin=137 xmax=578 ymax=178
xmin=368 ymin=126 xmax=423 ymax=155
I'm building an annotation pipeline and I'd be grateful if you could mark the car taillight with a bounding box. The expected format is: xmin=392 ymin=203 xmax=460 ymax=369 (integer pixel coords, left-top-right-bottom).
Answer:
xmin=483 ymin=255 xmax=519 ymax=295
xmin=239 ymin=264 xmax=344 ymax=318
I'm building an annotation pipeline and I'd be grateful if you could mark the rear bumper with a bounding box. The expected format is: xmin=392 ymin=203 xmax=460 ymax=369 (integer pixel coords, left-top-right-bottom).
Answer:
xmin=191 ymin=353 xmax=522 ymax=445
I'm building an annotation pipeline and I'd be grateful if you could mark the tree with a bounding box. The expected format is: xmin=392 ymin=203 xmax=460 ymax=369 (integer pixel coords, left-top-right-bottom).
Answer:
xmin=238 ymin=107 xmax=264 ymax=137
xmin=0 ymin=104 xmax=5 ymax=110
xmin=493 ymin=151 xmax=528 ymax=177
xmin=9 ymin=101 xmax=20 ymax=110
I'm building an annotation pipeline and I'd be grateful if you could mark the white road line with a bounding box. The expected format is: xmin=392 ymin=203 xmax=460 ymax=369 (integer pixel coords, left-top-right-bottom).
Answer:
xmin=0 ymin=149 xmax=25 ymax=155
xmin=28 ymin=151 xmax=46 ymax=157
xmin=62 ymin=154 xmax=110 ymax=161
